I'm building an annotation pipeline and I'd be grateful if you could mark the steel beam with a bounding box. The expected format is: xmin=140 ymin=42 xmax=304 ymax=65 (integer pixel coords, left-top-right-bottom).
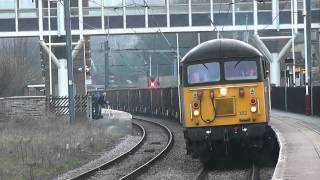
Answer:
xmin=253 ymin=0 xmax=258 ymax=34
xmin=259 ymin=36 xmax=292 ymax=40
xmin=250 ymin=34 xmax=273 ymax=63
xmin=64 ymin=0 xmax=75 ymax=123
xmin=0 ymin=24 xmax=319 ymax=37
xmin=188 ymin=0 xmax=192 ymax=27
xmin=72 ymin=39 xmax=85 ymax=60
xmin=277 ymin=36 xmax=296 ymax=62
xmin=123 ymin=0 xmax=126 ymax=29
xmin=101 ymin=0 xmax=105 ymax=29
xmin=38 ymin=0 xmax=43 ymax=40
xmin=57 ymin=0 xmax=65 ymax=36
xmin=166 ymin=0 xmax=170 ymax=27
xmin=145 ymin=1 xmax=148 ymax=28
xmin=15 ymin=0 xmax=18 ymax=32
xmin=210 ymin=0 xmax=213 ymax=27
xmin=79 ymin=0 xmax=84 ymax=39
xmin=304 ymin=0 xmax=311 ymax=95
xmin=39 ymin=40 xmax=60 ymax=68
xmin=232 ymin=0 xmax=235 ymax=26
xmin=272 ymin=0 xmax=280 ymax=31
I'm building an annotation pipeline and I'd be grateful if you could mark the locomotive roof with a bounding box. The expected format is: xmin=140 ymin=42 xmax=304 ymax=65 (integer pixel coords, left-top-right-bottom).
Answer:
xmin=180 ymin=39 xmax=262 ymax=63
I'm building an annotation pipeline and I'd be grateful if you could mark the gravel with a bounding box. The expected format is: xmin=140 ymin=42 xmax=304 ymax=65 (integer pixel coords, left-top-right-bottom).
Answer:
xmin=134 ymin=116 xmax=276 ymax=180
xmin=205 ymin=169 xmax=250 ymax=180
xmin=89 ymin=120 xmax=169 ymax=180
xmin=259 ymin=167 xmax=275 ymax=180
xmin=53 ymin=135 xmax=141 ymax=180
xmin=134 ymin=116 xmax=203 ymax=180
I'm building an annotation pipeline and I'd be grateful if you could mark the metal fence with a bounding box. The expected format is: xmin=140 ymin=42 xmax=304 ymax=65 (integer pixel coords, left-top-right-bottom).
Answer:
xmin=46 ymin=95 xmax=92 ymax=119
xmin=104 ymin=87 xmax=180 ymax=120
xmin=271 ymin=86 xmax=320 ymax=116
xmin=103 ymin=86 xmax=320 ymax=120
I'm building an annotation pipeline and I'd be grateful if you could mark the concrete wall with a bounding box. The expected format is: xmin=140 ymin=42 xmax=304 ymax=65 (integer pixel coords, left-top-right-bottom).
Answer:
xmin=0 ymin=96 xmax=46 ymax=121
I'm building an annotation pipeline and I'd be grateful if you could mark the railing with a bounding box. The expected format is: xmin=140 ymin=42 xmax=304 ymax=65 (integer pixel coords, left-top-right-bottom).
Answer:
xmin=271 ymin=86 xmax=320 ymax=116
xmin=102 ymin=87 xmax=180 ymax=121
xmin=46 ymin=95 xmax=92 ymax=119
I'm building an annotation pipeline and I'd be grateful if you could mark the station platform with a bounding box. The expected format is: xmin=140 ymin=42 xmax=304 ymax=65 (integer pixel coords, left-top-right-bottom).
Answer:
xmin=91 ymin=108 xmax=132 ymax=136
xmin=271 ymin=110 xmax=320 ymax=180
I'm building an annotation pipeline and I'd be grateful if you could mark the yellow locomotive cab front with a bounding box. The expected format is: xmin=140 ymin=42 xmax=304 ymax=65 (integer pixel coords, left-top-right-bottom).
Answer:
xmin=183 ymin=82 xmax=267 ymax=128
xmin=180 ymin=39 xmax=271 ymax=161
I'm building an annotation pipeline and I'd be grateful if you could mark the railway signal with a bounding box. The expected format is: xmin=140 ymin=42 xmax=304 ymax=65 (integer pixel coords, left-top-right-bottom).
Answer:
xmin=149 ymin=77 xmax=157 ymax=88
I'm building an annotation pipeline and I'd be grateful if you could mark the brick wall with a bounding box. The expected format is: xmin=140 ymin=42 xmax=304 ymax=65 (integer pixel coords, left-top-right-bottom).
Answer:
xmin=0 ymin=96 xmax=46 ymax=121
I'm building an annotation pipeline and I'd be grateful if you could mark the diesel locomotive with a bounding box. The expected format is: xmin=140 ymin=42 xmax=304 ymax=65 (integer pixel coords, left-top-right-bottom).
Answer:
xmin=180 ymin=39 xmax=271 ymax=162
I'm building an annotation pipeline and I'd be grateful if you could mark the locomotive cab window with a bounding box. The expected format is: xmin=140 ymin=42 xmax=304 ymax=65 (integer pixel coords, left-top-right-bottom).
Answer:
xmin=187 ymin=62 xmax=220 ymax=84
xmin=224 ymin=60 xmax=258 ymax=81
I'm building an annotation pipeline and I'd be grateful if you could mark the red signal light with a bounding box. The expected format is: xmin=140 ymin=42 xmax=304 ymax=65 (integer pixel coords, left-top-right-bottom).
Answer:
xmin=149 ymin=80 xmax=156 ymax=88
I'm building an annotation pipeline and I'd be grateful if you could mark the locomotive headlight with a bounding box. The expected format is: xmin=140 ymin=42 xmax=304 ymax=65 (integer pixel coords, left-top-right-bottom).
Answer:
xmin=251 ymin=106 xmax=257 ymax=113
xmin=193 ymin=110 xmax=200 ymax=116
xmin=220 ymin=87 xmax=227 ymax=96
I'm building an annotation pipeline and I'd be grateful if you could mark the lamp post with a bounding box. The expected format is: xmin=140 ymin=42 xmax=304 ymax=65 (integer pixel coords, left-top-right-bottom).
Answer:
xmin=303 ymin=0 xmax=312 ymax=115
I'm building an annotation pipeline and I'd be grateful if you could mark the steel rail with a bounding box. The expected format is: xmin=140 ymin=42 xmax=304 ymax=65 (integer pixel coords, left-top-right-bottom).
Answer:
xmin=118 ymin=117 xmax=174 ymax=180
xmin=68 ymin=122 xmax=146 ymax=180
xmin=248 ymin=163 xmax=259 ymax=180
xmin=192 ymin=167 xmax=207 ymax=180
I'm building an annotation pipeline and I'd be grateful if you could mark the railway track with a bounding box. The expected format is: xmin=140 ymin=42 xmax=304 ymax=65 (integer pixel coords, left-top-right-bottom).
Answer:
xmin=192 ymin=163 xmax=259 ymax=180
xmin=247 ymin=164 xmax=259 ymax=180
xmin=69 ymin=118 xmax=173 ymax=180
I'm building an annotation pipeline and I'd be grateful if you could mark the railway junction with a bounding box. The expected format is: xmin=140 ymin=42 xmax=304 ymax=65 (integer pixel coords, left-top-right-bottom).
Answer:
xmin=0 ymin=0 xmax=320 ymax=179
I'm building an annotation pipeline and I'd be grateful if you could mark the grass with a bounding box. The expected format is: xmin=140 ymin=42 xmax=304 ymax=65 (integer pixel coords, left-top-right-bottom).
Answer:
xmin=0 ymin=114 xmax=124 ymax=180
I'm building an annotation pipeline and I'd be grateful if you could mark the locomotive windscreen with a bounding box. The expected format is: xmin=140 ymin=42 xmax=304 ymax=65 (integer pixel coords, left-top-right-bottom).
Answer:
xmin=224 ymin=60 xmax=258 ymax=80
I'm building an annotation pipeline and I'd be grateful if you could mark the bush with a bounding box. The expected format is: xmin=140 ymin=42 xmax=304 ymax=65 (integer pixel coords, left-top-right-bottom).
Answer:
xmin=0 ymin=115 xmax=122 ymax=180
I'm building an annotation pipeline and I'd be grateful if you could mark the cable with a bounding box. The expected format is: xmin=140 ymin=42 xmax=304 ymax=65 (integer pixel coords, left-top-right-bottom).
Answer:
xmin=221 ymin=1 xmax=234 ymax=33
xmin=260 ymin=0 xmax=291 ymax=30
xmin=199 ymin=96 xmax=216 ymax=123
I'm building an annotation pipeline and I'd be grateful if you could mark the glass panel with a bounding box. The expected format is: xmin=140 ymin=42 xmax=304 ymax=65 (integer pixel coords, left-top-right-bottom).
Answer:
xmin=126 ymin=6 xmax=144 ymax=16
xmin=105 ymin=7 xmax=123 ymax=16
xmin=104 ymin=0 xmax=122 ymax=7
xmin=187 ymin=62 xmax=220 ymax=84
xmin=18 ymin=9 xmax=37 ymax=18
xmin=224 ymin=60 xmax=258 ymax=80
xmin=192 ymin=0 xmax=210 ymax=14
xmin=235 ymin=0 xmax=253 ymax=12
xmin=0 ymin=10 xmax=15 ymax=19
xmin=88 ymin=0 xmax=101 ymax=7
xmin=0 ymin=0 xmax=15 ymax=9
xmin=19 ymin=0 xmax=36 ymax=9
xmin=126 ymin=0 xmax=145 ymax=5
xmin=43 ymin=8 xmax=57 ymax=17
xmin=149 ymin=5 xmax=166 ymax=15
xmin=70 ymin=7 xmax=79 ymax=16
xmin=312 ymin=0 xmax=320 ymax=9
xmin=145 ymin=0 xmax=165 ymax=6
xmin=83 ymin=7 xmax=101 ymax=16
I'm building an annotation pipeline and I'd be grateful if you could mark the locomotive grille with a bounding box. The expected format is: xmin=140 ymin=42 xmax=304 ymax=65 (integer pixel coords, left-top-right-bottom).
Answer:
xmin=214 ymin=97 xmax=236 ymax=116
